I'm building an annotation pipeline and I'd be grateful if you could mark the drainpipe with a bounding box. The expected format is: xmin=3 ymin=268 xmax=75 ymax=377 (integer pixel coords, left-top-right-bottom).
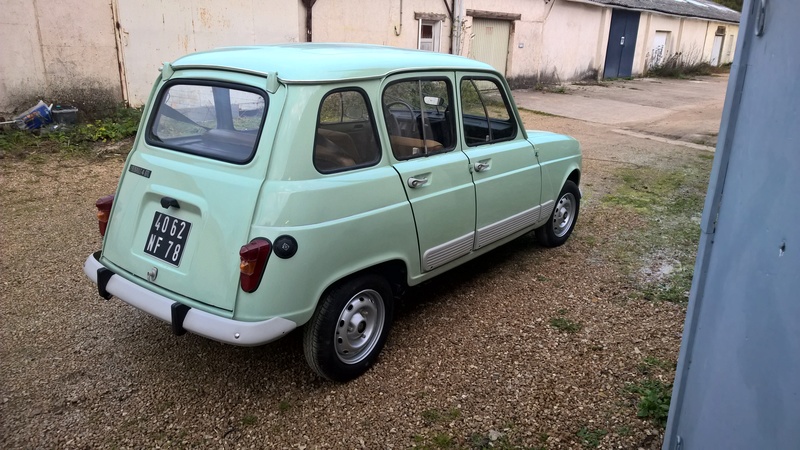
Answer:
xmin=302 ymin=0 xmax=317 ymax=42
xmin=394 ymin=0 xmax=403 ymax=36
xmin=452 ymin=0 xmax=464 ymax=55
xmin=110 ymin=0 xmax=129 ymax=105
xmin=443 ymin=0 xmax=453 ymax=53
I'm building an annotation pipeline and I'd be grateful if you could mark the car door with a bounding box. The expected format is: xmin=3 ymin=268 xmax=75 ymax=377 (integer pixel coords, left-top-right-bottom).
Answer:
xmin=457 ymin=74 xmax=543 ymax=250
xmin=382 ymin=74 xmax=476 ymax=272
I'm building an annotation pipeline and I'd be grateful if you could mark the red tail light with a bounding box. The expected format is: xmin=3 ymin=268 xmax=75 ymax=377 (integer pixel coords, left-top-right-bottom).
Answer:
xmin=96 ymin=194 xmax=115 ymax=237
xmin=239 ymin=239 xmax=271 ymax=292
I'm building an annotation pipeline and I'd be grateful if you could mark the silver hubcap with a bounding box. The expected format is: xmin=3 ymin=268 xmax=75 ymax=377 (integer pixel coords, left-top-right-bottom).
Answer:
xmin=335 ymin=289 xmax=385 ymax=364
xmin=552 ymin=192 xmax=576 ymax=238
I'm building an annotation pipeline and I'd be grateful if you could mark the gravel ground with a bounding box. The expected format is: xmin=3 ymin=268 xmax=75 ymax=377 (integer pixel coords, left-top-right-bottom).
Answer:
xmin=0 ymin=110 xmax=708 ymax=449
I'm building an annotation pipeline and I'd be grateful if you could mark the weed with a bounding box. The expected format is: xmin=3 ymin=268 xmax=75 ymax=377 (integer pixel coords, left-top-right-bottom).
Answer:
xmin=534 ymin=83 xmax=567 ymax=94
xmin=550 ymin=316 xmax=582 ymax=333
xmin=576 ymin=427 xmax=607 ymax=448
xmin=415 ymin=433 xmax=456 ymax=449
xmin=278 ymin=400 xmax=291 ymax=413
xmin=468 ymin=431 xmax=524 ymax=450
xmin=518 ymin=107 xmax=560 ymax=118
xmin=637 ymin=356 xmax=674 ymax=375
xmin=241 ymin=414 xmax=257 ymax=426
xmin=432 ymin=433 xmax=454 ymax=448
xmin=646 ymin=50 xmax=731 ymax=78
xmin=422 ymin=407 xmax=461 ymax=424
xmin=422 ymin=409 xmax=441 ymax=423
xmin=447 ymin=407 xmax=462 ymax=420
xmin=625 ymin=379 xmax=672 ymax=426
xmin=617 ymin=425 xmax=632 ymax=436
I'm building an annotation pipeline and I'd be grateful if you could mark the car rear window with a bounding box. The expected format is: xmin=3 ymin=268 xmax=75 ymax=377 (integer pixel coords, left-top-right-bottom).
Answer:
xmin=147 ymin=82 xmax=267 ymax=164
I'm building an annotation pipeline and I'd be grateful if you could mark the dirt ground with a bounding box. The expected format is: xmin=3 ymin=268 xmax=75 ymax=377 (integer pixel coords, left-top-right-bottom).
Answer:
xmin=0 ymin=76 xmax=726 ymax=449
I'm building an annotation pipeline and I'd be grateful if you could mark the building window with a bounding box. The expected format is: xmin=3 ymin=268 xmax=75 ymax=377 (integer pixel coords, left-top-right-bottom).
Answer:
xmin=418 ymin=19 xmax=441 ymax=52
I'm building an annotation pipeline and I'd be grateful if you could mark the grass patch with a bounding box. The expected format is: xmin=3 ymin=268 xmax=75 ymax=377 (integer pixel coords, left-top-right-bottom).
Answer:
xmin=0 ymin=105 xmax=141 ymax=158
xmin=414 ymin=433 xmax=456 ymax=449
xmin=518 ymin=107 xmax=561 ymax=118
xmin=600 ymin=159 xmax=712 ymax=303
xmin=637 ymin=356 xmax=674 ymax=375
xmin=576 ymin=426 xmax=607 ymax=448
xmin=421 ymin=407 xmax=461 ymax=424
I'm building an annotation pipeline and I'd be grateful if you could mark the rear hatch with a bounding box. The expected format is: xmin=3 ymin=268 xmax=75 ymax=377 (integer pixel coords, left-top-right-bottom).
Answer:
xmin=101 ymin=80 xmax=271 ymax=312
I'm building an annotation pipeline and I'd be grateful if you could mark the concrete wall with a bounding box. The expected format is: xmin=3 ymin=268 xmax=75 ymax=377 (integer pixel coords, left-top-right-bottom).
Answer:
xmin=539 ymin=1 xmax=607 ymax=82
xmin=703 ymin=21 xmax=738 ymax=65
xmin=116 ymin=0 xmax=302 ymax=106
xmin=632 ymin=13 xmax=739 ymax=76
xmin=0 ymin=0 xmax=121 ymax=114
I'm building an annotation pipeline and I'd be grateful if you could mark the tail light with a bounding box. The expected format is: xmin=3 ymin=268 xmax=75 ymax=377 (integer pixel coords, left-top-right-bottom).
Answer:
xmin=96 ymin=194 xmax=115 ymax=237
xmin=239 ymin=239 xmax=271 ymax=292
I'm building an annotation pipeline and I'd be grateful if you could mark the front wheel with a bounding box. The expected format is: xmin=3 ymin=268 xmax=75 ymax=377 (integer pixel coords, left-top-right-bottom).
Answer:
xmin=535 ymin=180 xmax=580 ymax=247
xmin=303 ymin=274 xmax=394 ymax=382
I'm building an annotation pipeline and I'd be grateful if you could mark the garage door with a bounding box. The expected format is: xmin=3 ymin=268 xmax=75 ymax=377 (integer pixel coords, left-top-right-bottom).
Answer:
xmin=470 ymin=18 xmax=510 ymax=74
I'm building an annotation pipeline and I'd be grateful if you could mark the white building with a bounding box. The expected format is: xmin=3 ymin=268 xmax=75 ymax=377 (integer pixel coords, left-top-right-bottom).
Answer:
xmin=0 ymin=0 xmax=739 ymax=113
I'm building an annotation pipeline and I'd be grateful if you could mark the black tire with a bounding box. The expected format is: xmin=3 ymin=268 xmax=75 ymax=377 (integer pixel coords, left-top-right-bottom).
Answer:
xmin=303 ymin=274 xmax=394 ymax=382
xmin=535 ymin=180 xmax=580 ymax=247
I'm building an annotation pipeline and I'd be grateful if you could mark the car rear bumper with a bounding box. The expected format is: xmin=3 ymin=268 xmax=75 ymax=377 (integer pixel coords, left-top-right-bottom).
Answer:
xmin=83 ymin=252 xmax=296 ymax=346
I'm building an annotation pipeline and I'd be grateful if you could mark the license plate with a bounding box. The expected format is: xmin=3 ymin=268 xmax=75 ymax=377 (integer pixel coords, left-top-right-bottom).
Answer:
xmin=144 ymin=212 xmax=192 ymax=266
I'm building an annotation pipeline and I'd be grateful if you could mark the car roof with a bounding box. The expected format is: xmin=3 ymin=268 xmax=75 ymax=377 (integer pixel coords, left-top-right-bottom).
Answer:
xmin=170 ymin=43 xmax=498 ymax=84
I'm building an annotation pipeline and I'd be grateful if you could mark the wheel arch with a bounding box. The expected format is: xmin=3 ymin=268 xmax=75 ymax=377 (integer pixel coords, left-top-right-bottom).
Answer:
xmin=567 ymin=168 xmax=581 ymax=188
xmin=317 ymin=259 xmax=409 ymax=305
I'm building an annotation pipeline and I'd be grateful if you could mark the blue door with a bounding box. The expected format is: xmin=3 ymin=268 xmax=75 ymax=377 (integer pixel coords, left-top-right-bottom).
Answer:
xmin=603 ymin=9 xmax=640 ymax=79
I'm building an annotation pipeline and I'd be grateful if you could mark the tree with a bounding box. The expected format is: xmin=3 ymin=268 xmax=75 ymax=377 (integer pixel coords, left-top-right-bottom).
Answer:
xmin=714 ymin=0 xmax=743 ymax=12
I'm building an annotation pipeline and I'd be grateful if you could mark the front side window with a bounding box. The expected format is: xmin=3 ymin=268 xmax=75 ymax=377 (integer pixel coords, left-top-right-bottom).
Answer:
xmin=148 ymin=82 xmax=267 ymax=164
xmin=460 ymin=78 xmax=517 ymax=146
xmin=314 ymin=89 xmax=381 ymax=173
xmin=382 ymin=79 xmax=455 ymax=160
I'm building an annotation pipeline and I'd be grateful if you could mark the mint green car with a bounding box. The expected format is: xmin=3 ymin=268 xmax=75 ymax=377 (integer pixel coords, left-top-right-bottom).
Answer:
xmin=84 ymin=44 xmax=581 ymax=381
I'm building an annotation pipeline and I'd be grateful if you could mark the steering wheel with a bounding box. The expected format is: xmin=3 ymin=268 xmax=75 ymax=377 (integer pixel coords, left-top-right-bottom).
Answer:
xmin=385 ymin=100 xmax=417 ymax=134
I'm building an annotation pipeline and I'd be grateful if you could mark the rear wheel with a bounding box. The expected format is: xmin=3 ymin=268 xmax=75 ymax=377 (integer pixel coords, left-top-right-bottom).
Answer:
xmin=303 ymin=274 xmax=394 ymax=382
xmin=535 ymin=180 xmax=580 ymax=247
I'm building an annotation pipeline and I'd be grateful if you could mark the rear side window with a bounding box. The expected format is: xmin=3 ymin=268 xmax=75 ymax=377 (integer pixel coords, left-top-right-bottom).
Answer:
xmin=460 ymin=78 xmax=517 ymax=146
xmin=314 ymin=89 xmax=381 ymax=173
xmin=148 ymin=82 xmax=267 ymax=164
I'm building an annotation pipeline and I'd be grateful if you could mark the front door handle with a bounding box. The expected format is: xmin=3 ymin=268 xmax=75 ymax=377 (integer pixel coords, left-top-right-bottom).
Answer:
xmin=474 ymin=162 xmax=490 ymax=172
xmin=407 ymin=177 xmax=428 ymax=188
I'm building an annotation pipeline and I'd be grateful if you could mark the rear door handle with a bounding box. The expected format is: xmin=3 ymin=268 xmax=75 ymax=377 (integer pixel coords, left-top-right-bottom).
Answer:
xmin=407 ymin=177 xmax=428 ymax=188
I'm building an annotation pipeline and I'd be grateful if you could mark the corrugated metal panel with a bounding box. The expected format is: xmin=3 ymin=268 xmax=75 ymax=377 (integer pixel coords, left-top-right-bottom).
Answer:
xmin=664 ymin=0 xmax=800 ymax=448
xmin=470 ymin=19 xmax=510 ymax=74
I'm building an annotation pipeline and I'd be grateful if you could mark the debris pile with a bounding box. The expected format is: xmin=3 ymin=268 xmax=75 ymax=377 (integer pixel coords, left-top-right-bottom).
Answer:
xmin=1 ymin=101 xmax=78 ymax=130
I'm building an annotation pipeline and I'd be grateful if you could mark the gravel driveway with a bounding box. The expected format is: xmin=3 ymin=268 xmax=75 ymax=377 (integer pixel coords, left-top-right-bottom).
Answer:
xmin=0 ymin=76 xmax=725 ymax=449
